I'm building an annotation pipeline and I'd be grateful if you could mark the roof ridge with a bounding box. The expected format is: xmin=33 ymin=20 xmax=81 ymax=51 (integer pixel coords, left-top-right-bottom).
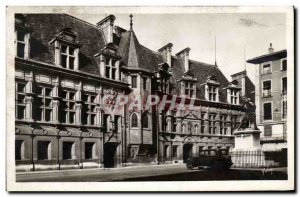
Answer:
xmin=140 ymin=44 xmax=162 ymax=56
xmin=62 ymin=13 xmax=101 ymax=29
xmin=189 ymin=59 xmax=217 ymax=67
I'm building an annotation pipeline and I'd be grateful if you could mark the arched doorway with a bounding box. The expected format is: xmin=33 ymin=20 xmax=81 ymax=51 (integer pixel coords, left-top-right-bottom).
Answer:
xmin=183 ymin=144 xmax=193 ymax=163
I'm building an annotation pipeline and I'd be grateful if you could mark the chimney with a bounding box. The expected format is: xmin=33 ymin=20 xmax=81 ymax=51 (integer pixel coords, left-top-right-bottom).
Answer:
xmin=158 ymin=43 xmax=173 ymax=66
xmin=231 ymin=70 xmax=247 ymax=97
xmin=268 ymin=43 xmax=274 ymax=54
xmin=96 ymin=15 xmax=116 ymax=43
xmin=175 ymin=47 xmax=191 ymax=72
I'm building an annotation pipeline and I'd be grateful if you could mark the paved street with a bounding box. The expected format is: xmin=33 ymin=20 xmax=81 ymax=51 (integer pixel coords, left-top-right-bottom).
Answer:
xmin=16 ymin=164 xmax=287 ymax=182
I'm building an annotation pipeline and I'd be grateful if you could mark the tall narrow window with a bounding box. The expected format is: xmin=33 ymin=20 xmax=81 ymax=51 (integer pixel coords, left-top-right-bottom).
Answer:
xmin=172 ymin=146 xmax=178 ymax=157
xmin=231 ymin=115 xmax=239 ymax=134
xmin=61 ymin=90 xmax=76 ymax=124
xmin=36 ymin=85 xmax=53 ymax=122
xmin=16 ymin=31 xmax=26 ymax=58
xmin=282 ymin=77 xmax=287 ymax=95
xmin=263 ymin=102 xmax=272 ymax=120
xmin=82 ymin=93 xmax=97 ymax=126
xmin=131 ymin=113 xmax=138 ymax=128
xmin=143 ymin=77 xmax=147 ymax=90
xmin=201 ymin=113 xmax=205 ymax=134
xmin=209 ymin=114 xmax=217 ymax=134
xmin=184 ymin=81 xmax=194 ymax=97
xmin=15 ymin=82 xmax=26 ymax=120
xmin=208 ymin=86 xmax=217 ymax=101
xmin=142 ymin=114 xmax=149 ymax=129
xmin=104 ymin=58 xmax=116 ymax=79
xmin=282 ymin=100 xmax=287 ymax=119
xmin=220 ymin=114 xmax=227 ymax=135
xmin=281 ymin=59 xmax=287 ymax=71
xmin=230 ymin=90 xmax=239 ymax=104
xmin=61 ymin=45 xmax=75 ymax=69
xmin=262 ymin=80 xmax=272 ymax=97
xmin=131 ymin=76 xmax=137 ymax=88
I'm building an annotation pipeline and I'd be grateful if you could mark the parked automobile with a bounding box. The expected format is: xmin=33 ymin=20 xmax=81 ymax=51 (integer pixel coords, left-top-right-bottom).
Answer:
xmin=186 ymin=149 xmax=233 ymax=170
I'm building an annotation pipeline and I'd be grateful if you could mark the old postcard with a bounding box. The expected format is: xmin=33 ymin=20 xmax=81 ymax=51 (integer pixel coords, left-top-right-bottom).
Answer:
xmin=6 ymin=6 xmax=294 ymax=191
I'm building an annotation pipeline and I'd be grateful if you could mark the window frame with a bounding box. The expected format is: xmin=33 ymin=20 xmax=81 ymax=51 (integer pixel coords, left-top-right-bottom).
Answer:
xmin=281 ymin=77 xmax=287 ymax=95
xmin=82 ymin=92 xmax=98 ymax=126
xmin=61 ymin=89 xmax=76 ymax=124
xmin=262 ymin=79 xmax=272 ymax=98
xmin=131 ymin=75 xmax=137 ymax=89
xmin=15 ymin=81 xmax=26 ymax=120
xmin=263 ymin=101 xmax=273 ymax=121
xmin=36 ymin=85 xmax=53 ymax=122
xmin=130 ymin=112 xmax=139 ymax=128
xmin=208 ymin=85 xmax=218 ymax=101
xmin=230 ymin=89 xmax=239 ymax=104
xmin=60 ymin=44 xmax=76 ymax=70
xmin=208 ymin=114 xmax=217 ymax=134
xmin=142 ymin=113 xmax=149 ymax=129
xmin=261 ymin=61 xmax=272 ymax=75
xmin=281 ymin=58 xmax=287 ymax=71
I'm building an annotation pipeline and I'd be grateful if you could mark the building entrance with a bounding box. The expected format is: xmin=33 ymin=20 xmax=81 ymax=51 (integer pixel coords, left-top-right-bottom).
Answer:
xmin=183 ymin=144 xmax=193 ymax=163
xmin=104 ymin=143 xmax=118 ymax=168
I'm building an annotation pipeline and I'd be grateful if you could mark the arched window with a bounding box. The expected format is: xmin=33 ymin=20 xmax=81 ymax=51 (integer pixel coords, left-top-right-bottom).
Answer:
xmin=131 ymin=113 xmax=138 ymax=128
xmin=142 ymin=114 xmax=149 ymax=129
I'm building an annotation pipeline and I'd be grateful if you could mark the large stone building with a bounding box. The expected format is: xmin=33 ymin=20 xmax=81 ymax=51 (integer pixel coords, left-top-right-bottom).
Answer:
xmin=247 ymin=44 xmax=287 ymax=166
xmin=14 ymin=13 xmax=253 ymax=171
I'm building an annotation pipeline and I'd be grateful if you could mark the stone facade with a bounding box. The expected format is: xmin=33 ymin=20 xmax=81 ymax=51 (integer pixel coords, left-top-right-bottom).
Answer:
xmin=14 ymin=13 xmax=253 ymax=171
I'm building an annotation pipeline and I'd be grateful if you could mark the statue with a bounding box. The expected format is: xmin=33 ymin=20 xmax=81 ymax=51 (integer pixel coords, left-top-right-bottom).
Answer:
xmin=236 ymin=97 xmax=258 ymax=130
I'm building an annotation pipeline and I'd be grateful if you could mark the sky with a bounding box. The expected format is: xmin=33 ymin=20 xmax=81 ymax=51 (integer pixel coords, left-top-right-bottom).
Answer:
xmin=74 ymin=13 xmax=286 ymax=83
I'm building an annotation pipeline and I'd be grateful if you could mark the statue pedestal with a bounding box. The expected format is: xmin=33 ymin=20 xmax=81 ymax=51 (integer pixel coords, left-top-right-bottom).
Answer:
xmin=231 ymin=129 xmax=265 ymax=168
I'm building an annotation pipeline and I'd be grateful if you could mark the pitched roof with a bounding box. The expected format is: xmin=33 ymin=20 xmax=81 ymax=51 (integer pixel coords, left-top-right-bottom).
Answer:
xmin=118 ymin=30 xmax=163 ymax=72
xmin=24 ymin=14 xmax=106 ymax=76
xmin=247 ymin=49 xmax=287 ymax=64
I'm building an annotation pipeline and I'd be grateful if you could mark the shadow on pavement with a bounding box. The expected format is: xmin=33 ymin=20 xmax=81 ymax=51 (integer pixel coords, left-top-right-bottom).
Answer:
xmin=120 ymin=169 xmax=288 ymax=182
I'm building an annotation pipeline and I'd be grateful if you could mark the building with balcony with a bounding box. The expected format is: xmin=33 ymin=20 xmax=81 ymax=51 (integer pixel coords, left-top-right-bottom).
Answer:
xmin=247 ymin=44 xmax=287 ymax=167
xmin=14 ymin=13 xmax=253 ymax=171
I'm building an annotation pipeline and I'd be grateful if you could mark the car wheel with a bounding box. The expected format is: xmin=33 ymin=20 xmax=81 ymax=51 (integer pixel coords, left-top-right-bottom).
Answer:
xmin=186 ymin=163 xmax=193 ymax=170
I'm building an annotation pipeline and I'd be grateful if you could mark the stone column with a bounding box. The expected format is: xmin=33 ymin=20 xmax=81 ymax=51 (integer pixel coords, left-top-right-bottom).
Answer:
xmin=52 ymin=77 xmax=60 ymax=124
xmin=25 ymin=73 xmax=34 ymax=122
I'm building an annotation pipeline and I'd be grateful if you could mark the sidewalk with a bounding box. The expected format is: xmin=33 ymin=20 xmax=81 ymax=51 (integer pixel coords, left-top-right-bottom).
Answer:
xmin=16 ymin=163 xmax=185 ymax=175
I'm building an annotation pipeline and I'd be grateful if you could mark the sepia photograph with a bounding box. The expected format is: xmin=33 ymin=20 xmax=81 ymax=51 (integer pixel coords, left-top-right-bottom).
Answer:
xmin=6 ymin=6 xmax=294 ymax=191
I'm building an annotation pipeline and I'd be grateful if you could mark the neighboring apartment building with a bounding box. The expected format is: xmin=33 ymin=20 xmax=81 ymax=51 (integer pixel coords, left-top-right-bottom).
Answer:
xmin=14 ymin=13 xmax=253 ymax=171
xmin=247 ymin=44 xmax=287 ymax=166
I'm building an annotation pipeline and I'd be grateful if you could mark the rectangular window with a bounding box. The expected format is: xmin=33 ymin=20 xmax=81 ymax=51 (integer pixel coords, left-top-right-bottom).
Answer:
xmin=37 ymin=141 xmax=51 ymax=160
xmin=143 ymin=77 xmax=147 ymax=90
xmin=281 ymin=59 xmax=287 ymax=71
xmin=16 ymin=31 xmax=26 ymax=58
xmin=264 ymin=125 xmax=272 ymax=137
xmin=172 ymin=146 xmax=178 ymax=157
xmin=82 ymin=93 xmax=97 ymax=126
xmin=209 ymin=114 xmax=216 ymax=134
xmin=230 ymin=90 xmax=239 ymax=104
xmin=63 ymin=142 xmax=75 ymax=160
xmin=60 ymin=45 xmax=76 ymax=70
xmin=282 ymin=100 xmax=287 ymax=119
xmin=263 ymin=102 xmax=272 ymax=120
xmin=208 ymin=86 xmax=217 ymax=101
xmin=201 ymin=113 xmax=205 ymax=134
xmin=15 ymin=82 xmax=26 ymax=120
xmin=282 ymin=77 xmax=287 ymax=95
xmin=131 ymin=76 xmax=137 ymax=88
xmin=61 ymin=90 xmax=76 ymax=124
xmin=184 ymin=81 xmax=195 ymax=97
xmin=262 ymin=80 xmax=272 ymax=97
xmin=262 ymin=64 xmax=271 ymax=74
xmin=15 ymin=140 xmax=24 ymax=160
xmin=231 ymin=115 xmax=239 ymax=134
xmin=220 ymin=114 xmax=227 ymax=135
xmin=85 ymin=142 xmax=95 ymax=159
xmin=36 ymin=85 xmax=53 ymax=122
xmin=164 ymin=145 xmax=169 ymax=158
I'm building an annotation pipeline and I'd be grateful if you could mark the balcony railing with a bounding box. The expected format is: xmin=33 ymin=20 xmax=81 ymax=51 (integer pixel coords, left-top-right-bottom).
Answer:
xmin=262 ymin=90 xmax=272 ymax=98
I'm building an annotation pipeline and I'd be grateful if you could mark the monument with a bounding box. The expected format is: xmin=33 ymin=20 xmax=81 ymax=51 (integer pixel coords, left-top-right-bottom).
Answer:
xmin=231 ymin=97 xmax=265 ymax=168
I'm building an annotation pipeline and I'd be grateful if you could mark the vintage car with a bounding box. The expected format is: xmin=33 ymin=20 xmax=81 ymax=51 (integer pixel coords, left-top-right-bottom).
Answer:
xmin=186 ymin=149 xmax=233 ymax=170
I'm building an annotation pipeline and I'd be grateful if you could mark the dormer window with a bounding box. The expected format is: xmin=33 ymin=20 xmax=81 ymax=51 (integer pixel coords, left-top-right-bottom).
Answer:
xmin=208 ymin=86 xmax=217 ymax=101
xmin=204 ymin=76 xmax=219 ymax=102
xmin=105 ymin=58 xmax=117 ymax=80
xmin=185 ymin=81 xmax=195 ymax=97
xmin=226 ymin=80 xmax=240 ymax=104
xmin=50 ymin=28 xmax=81 ymax=71
xmin=61 ymin=45 xmax=75 ymax=69
xmin=15 ymin=14 xmax=32 ymax=59
xmin=230 ymin=90 xmax=239 ymax=104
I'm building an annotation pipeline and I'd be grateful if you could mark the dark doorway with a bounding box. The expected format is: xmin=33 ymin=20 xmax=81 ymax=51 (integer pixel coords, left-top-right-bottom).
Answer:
xmin=104 ymin=143 xmax=118 ymax=168
xmin=183 ymin=144 xmax=193 ymax=163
